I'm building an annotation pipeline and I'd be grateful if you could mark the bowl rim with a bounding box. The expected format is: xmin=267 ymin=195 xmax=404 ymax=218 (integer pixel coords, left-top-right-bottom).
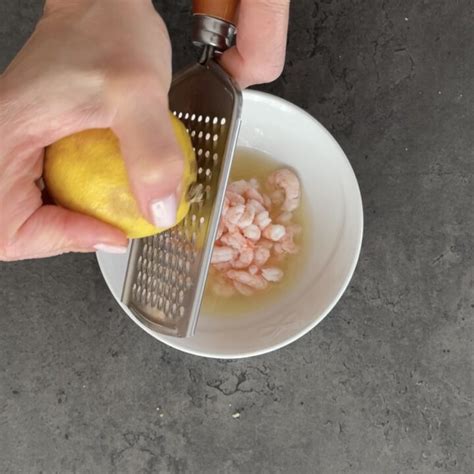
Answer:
xmin=97 ymin=90 xmax=364 ymax=359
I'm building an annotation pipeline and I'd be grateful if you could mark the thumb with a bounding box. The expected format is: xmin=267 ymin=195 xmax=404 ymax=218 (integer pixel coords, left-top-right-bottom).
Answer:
xmin=4 ymin=206 xmax=128 ymax=261
xmin=113 ymin=96 xmax=184 ymax=229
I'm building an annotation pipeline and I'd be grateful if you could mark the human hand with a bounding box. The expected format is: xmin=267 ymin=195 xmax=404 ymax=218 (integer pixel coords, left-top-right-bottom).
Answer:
xmin=0 ymin=0 xmax=183 ymax=261
xmin=220 ymin=0 xmax=290 ymax=88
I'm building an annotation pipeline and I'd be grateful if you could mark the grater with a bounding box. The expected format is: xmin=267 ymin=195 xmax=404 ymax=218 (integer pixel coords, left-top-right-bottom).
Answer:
xmin=121 ymin=0 xmax=242 ymax=338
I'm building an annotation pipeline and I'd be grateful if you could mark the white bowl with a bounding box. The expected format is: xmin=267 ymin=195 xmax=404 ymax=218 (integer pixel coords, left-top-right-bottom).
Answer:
xmin=97 ymin=90 xmax=363 ymax=359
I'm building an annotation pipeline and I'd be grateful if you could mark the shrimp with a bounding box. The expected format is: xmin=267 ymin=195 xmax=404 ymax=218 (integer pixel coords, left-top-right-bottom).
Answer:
xmin=220 ymin=230 xmax=248 ymax=250
xmin=262 ymin=267 xmax=284 ymax=282
xmin=262 ymin=224 xmax=286 ymax=242
xmin=244 ymin=187 xmax=265 ymax=204
xmin=249 ymin=265 xmax=259 ymax=275
xmin=226 ymin=191 xmax=246 ymax=206
xmin=262 ymin=194 xmax=272 ymax=210
xmin=243 ymin=224 xmax=261 ymax=241
xmin=227 ymin=270 xmax=268 ymax=290
xmin=237 ymin=205 xmax=256 ymax=229
xmin=231 ymin=247 xmax=254 ymax=269
xmin=227 ymin=180 xmax=250 ymax=195
xmin=211 ymin=246 xmax=234 ymax=264
xmin=255 ymin=211 xmax=272 ymax=230
xmin=247 ymin=199 xmax=266 ymax=214
xmin=254 ymin=246 xmax=271 ymax=266
xmin=226 ymin=204 xmax=245 ymax=225
xmin=267 ymin=169 xmax=301 ymax=212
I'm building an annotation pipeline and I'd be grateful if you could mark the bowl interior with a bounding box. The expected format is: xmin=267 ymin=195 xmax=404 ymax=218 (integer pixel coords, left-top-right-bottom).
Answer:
xmin=97 ymin=90 xmax=363 ymax=358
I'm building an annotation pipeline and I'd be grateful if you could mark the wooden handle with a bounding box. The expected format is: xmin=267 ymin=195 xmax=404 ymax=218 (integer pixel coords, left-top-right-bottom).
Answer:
xmin=193 ymin=0 xmax=239 ymax=25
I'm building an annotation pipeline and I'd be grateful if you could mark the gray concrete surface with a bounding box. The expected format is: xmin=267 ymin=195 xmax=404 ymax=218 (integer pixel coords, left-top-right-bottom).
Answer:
xmin=0 ymin=1 xmax=473 ymax=473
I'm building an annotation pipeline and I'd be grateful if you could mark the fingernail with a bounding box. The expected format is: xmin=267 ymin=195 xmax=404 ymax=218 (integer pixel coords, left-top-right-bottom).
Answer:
xmin=95 ymin=244 xmax=128 ymax=254
xmin=150 ymin=193 xmax=178 ymax=228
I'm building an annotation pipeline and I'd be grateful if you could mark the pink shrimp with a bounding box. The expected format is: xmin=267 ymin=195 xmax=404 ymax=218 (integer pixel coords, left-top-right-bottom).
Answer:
xmin=211 ymin=246 xmax=234 ymax=264
xmin=227 ymin=270 xmax=268 ymax=290
xmin=262 ymin=224 xmax=286 ymax=242
xmin=247 ymin=199 xmax=266 ymax=214
xmin=237 ymin=206 xmax=256 ymax=229
xmin=231 ymin=247 xmax=254 ymax=269
xmin=244 ymin=187 xmax=265 ymax=204
xmin=226 ymin=191 xmax=246 ymax=206
xmin=249 ymin=264 xmax=259 ymax=275
xmin=267 ymin=169 xmax=301 ymax=212
xmin=254 ymin=246 xmax=271 ymax=266
xmin=262 ymin=267 xmax=284 ymax=282
xmin=213 ymin=262 xmax=232 ymax=272
xmin=226 ymin=204 xmax=245 ymax=225
xmin=220 ymin=230 xmax=248 ymax=250
xmin=255 ymin=211 xmax=272 ymax=230
xmin=227 ymin=180 xmax=250 ymax=194
xmin=243 ymin=224 xmax=261 ymax=241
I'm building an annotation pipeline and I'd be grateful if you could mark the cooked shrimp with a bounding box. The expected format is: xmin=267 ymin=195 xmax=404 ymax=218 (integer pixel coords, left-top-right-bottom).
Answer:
xmin=221 ymin=230 xmax=248 ymax=250
xmin=254 ymin=246 xmax=271 ymax=266
xmin=267 ymin=169 xmax=301 ymax=212
xmin=213 ymin=262 xmax=232 ymax=272
xmin=245 ymin=187 xmax=265 ymax=204
xmin=255 ymin=211 xmax=272 ymax=230
xmin=237 ymin=206 xmax=256 ymax=229
xmin=228 ymin=180 xmax=250 ymax=194
xmin=226 ymin=191 xmax=246 ymax=206
xmin=211 ymin=246 xmax=234 ymax=264
xmin=231 ymin=247 xmax=254 ymax=269
xmin=262 ymin=224 xmax=286 ymax=242
xmin=249 ymin=264 xmax=259 ymax=275
xmin=226 ymin=204 xmax=245 ymax=225
xmin=262 ymin=267 xmax=284 ymax=282
xmin=243 ymin=224 xmax=261 ymax=241
xmin=227 ymin=270 xmax=268 ymax=290
xmin=247 ymin=199 xmax=266 ymax=214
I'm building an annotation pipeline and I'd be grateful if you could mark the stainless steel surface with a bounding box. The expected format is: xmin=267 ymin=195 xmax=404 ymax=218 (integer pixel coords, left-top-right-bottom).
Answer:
xmin=192 ymin=14 xmax=236 ymax=50
xmin=121 ymin=38 xmax=242 ymax=337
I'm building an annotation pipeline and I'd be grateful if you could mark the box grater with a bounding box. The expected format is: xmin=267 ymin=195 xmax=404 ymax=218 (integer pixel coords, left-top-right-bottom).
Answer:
xmin=121 ymin=0 xmax=242 ymax=338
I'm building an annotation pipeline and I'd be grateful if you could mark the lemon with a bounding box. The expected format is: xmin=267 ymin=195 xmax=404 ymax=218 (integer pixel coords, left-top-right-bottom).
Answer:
xmin=44 ymin=115 xmax=196 ymax=239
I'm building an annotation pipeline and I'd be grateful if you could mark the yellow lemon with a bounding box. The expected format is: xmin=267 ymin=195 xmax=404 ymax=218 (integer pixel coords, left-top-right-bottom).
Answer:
xmin=44 ymin=115 xmax=196 ymax=239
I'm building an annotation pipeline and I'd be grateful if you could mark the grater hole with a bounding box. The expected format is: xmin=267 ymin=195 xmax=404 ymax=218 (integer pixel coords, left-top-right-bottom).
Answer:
xmin=186 ymin=277 xmax=192 ymax=289
xmin=191 ymin=130 xmax=196 ymax=137
xmin=220 ymin=118 xmax=227 ymax=125
xmin=178 ymin=112 xmax=183 ymax=118
xmin=197 ymin=115 xmax=203 ymax=122
xmin=180 ymin=306 xmax=185 ymax=317
xmin=199 ymin=216 xmax=205 ymax=226
xmin=172 ymin=111 xmax=177 ymax=116
xmin=198 ymin=131 xmax=204 ymax=138
xmin=205 ymin=132 xmax=211 ymax=141
xmin=184 ymin=112 xmax=189 ymax=119
xmin=212 ymin=117 xmax=218 ymax=125
xmin=197 ymin=148 xmax=203 ymax=157
xmin=204 ymin=116 xmax=210 ymax=123
xmin=213 ymin=134 xmax=219 ymax=142
xmin=198 ymin=167 xmax=203 ymax=175
xmin=205 ymin=150 xmax=210 ymax=159
xmin=191 ymin=113 xmax=196 ymax=121
xmin=213 ymin=153 xmax=219 ymax=163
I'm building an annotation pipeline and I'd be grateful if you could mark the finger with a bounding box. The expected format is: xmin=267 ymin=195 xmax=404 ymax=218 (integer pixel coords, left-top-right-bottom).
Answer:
xmin=220 ymin=0 xmax=290 ymax=88
xmin=3 ymin=205 xmax=128 ymax=261
xmin=113 ymin=96 xmax=184 ymax=229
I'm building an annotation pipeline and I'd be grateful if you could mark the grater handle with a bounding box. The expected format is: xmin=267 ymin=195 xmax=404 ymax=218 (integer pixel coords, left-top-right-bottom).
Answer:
xmin=192 ymin=0 xmax=239 ymax=25
xmin=192 ymin=0 xmax=239 ymax=51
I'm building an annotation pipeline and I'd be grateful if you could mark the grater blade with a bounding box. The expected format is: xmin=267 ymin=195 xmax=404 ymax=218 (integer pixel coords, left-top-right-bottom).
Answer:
xmin=121 ymin=56 xmax=242 ymax=338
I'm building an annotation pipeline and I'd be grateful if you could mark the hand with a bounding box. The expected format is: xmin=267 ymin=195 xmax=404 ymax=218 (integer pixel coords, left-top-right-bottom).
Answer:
xmin=0 ymin=0 xmax=183 ymax=261
xmin=220 ymin=0 xmax=290 ymax=88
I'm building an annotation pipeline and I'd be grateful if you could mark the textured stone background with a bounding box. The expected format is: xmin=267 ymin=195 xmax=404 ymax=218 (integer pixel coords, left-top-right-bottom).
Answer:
xmin=0 ymin=1 xmax=473 ymax=473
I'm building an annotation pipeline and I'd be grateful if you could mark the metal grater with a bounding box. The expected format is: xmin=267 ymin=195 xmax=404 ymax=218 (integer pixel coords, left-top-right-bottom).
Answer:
xmin=121 ymin=0 xmax=242 ymax=337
